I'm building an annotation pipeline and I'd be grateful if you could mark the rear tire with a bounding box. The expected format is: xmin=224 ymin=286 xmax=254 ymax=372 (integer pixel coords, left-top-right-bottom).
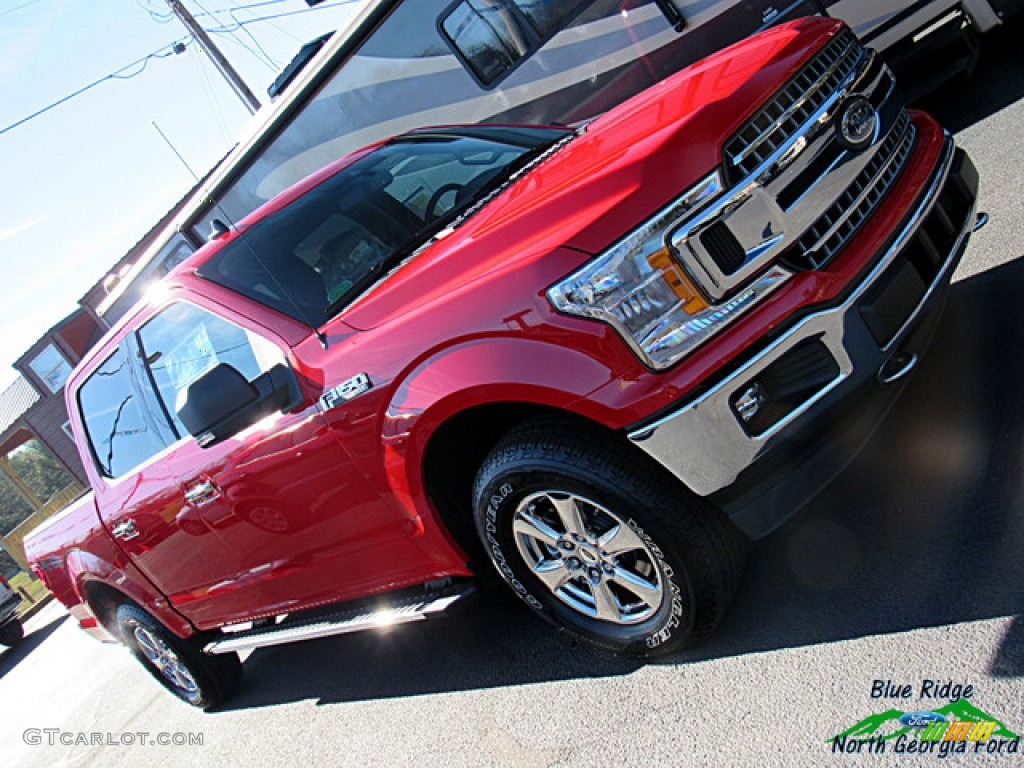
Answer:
xmin=117 ymin=605 xmax=241 ymax=710
xmin=472 ymin=419 xmax=745 ymax=657
xmin=0 ymin=618 xmax=24 ymax=646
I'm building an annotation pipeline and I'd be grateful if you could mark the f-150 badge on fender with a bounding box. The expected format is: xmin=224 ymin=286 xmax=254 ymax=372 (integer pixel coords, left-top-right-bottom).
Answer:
xmin=320 ymin=373 xmax=372 ymax=410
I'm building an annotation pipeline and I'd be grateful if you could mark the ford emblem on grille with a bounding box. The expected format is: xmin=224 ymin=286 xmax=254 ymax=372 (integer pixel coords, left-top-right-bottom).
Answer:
xmin=837 ymin=96 xmax=878 ymax=151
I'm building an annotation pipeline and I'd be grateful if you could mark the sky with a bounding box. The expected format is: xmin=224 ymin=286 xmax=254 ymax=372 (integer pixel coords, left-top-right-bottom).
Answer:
xmin=0 ymin=0 xmax=369 ymax=390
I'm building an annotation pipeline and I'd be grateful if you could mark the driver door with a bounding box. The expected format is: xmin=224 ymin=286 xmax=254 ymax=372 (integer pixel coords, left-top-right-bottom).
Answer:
xmin=120 ymin=299 xmax=413 ymax=628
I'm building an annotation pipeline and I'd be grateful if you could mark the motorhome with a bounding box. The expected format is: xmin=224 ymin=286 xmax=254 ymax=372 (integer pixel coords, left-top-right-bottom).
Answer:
xmin=97 ymin=0 xmax=1015 ymax=319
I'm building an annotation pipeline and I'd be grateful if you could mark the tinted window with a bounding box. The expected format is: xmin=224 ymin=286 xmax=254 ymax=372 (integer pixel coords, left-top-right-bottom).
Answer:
xmin=138 ymin=303 xmax=285 ymax=435
xmin=198 ymin=126 xmax=570 ymax=326
xmin=441 ymin=1 xmax=525 ymax=85
xmin=78 ymin=345 xmax=174 ymax=478
xmin=440 ymin=0 xmax=591 ymax=86
xmin=518 ymin=0 xmax=590 ymax=37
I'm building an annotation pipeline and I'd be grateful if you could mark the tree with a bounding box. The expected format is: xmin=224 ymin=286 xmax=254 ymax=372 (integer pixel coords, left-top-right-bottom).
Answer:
xmin=0 ymin=472 xmax=33 ymax=538
xmin=0 ymin=548 xmax=20 ymax=580
xmin=9 ymin=441 xmax=73 ymax=504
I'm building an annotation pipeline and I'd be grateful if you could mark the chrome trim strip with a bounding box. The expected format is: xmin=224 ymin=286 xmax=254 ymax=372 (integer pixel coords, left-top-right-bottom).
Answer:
xmin=730 ymin=38 xmax=865 ymax=168
xmin=797 ymin=115 xmax=916 ymax=263
xmin=672 ymin=52 xmax=883 ymax=301
xmin=628 ymin=135 xmax=969 ymax=497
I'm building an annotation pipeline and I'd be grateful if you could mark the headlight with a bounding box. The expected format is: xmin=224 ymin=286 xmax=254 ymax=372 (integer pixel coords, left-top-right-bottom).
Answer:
xmin=547 ymin=171 xmax=791 ymax=370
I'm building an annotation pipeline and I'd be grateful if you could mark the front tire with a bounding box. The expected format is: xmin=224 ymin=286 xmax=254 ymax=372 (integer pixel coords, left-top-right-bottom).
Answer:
xmin=472 ymin=419 xmax=745 ymax=657
xmin=117 ymin=605 xmax=241 ymax=710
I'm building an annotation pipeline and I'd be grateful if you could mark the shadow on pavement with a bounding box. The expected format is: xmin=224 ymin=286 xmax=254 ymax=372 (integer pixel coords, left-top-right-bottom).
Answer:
xmin=990 ymin=613 xmax=1024 ymax=678
xmin=226 ymin=586 xmax=639 ymax=710
xmin=684 ymin=256 xmax=1024 ymax=664
xmin=0 ymin=610 xmax=68 ymax=679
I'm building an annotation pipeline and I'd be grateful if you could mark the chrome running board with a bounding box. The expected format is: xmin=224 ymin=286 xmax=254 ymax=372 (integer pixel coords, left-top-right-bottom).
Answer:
xmin=204 ymin=584 xmax=475 ymax=655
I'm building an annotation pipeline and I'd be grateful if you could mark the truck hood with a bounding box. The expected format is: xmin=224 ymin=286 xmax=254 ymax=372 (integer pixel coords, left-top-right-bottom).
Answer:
xmin=341 ymin=17 xmax=845 ymax=331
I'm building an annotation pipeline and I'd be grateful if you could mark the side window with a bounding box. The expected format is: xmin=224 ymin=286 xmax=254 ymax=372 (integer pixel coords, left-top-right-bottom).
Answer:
xmin=137 ymin=303 xmax=285 ymax=435
xmin=440 ymin=0 xmax=591 ymax=87
xmin=78 ymin=344 xmax=174 ymax=478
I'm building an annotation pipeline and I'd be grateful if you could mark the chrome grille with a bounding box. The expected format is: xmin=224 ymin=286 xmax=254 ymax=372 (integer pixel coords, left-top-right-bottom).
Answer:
xmin=723 ymin=29 xmax=864 ymax=180
xmin=787 ymin=110 xmax=916 ymax=271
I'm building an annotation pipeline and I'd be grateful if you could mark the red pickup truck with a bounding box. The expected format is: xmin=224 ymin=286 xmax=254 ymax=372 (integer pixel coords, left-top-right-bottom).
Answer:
xmin=24 ymin=17 xmax=978 ymax=709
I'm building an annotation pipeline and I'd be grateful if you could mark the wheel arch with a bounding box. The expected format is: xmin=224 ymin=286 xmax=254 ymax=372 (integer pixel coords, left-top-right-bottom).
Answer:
xmin=81 ymin=580 xmax=138 ymax=640
xmin=384 ymin=335 xmax=629 ymax=564
xmin=421 ymin=403 xmax=641 ymax=570
xmin=67 ymin=549 xmax=195 ymax=641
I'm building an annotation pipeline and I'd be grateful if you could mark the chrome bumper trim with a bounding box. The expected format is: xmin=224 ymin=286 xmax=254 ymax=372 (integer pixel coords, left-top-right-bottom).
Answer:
xmin=628 ymin=134 xmax=971 ymax=497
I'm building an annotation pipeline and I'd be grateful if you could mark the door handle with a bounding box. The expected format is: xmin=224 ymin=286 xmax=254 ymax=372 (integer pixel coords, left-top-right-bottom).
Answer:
xmin=111 ymin=519 xmax=139 ymax=541
xmin=184 ymin=479 xmax=221 ymax=506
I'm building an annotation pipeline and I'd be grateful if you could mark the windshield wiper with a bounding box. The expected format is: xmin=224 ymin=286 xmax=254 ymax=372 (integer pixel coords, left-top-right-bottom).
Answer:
xmin=437 ymin=130 xmax=578 ymax=233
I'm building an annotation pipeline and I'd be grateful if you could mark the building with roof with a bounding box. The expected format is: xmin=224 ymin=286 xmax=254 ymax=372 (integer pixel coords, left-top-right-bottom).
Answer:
xmin=0 ymin=170 xmax=210 ymax=568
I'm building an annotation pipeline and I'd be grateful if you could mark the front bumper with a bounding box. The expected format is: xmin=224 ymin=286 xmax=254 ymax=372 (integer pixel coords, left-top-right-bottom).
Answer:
xmin=628 ymin=138 xmax=978 ymax=539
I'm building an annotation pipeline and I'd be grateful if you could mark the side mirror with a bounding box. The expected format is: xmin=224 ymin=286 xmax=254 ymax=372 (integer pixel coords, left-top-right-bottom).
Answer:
xmin=177 ymin=363 xmax=303 ymax=447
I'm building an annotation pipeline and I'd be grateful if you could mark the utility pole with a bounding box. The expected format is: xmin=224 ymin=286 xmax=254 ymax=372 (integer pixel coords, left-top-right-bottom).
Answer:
xmin=164 ymin=0 xmax=261 ymax=114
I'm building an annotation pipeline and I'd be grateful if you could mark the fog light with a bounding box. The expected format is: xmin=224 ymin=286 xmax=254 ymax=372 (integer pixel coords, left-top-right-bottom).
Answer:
xmin=735 ymin=382 xmax=767 ymax=423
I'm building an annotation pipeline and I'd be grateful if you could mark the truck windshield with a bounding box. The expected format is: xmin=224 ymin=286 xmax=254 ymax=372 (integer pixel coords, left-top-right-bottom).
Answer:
xmin=197 ymin=125 xmax=572 ymax=327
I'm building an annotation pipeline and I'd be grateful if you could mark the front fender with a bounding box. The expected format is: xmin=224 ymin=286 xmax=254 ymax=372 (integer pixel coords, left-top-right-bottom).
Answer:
xmin=382 ymin=335 xmax=623 ymax=509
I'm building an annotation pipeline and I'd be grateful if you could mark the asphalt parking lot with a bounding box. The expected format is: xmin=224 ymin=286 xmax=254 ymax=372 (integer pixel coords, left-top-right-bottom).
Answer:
xmin=2 ymin=21 xmax=1023 ymax=768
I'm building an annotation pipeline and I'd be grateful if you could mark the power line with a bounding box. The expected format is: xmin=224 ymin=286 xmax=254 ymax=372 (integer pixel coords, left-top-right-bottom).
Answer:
xmin=163 ymin=0 xmax=262 ymax=114
xmin=0 ymin=41 xmax=190 ymax=138
xmin=189 ymin=0 xmax=292 ymax=20
xmin=201 ymin=0 xmax=363 ymax=32
xmin=136 ymin=0 xmax=175 ymax=23
xmin=207 ymin=27 xmax=278 ymax=71
xmin=181 ymin=0 xmax=350 ymax=25
xmin=194 ymin=0 xmax=280 ymax=71
xmin=1 ymin=0 xmax=362 ymax=138
xmin=229 ymin=7 xmax=282 ymax=68
xmin=185 ymin=36 xmax=234 ymax=146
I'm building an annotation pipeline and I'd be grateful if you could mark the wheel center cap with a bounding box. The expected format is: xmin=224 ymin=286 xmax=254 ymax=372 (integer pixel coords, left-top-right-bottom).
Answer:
xmin=579 ymin=547 xmax=600 ymax=565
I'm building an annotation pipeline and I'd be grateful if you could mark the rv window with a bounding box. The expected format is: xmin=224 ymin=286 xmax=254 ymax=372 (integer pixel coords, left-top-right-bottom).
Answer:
xmin=440 ymin=0 xmax=591 ymax=87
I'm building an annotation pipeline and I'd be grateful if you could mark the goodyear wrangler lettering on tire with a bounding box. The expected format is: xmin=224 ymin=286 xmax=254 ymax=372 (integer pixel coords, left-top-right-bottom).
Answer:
xmin=485 ymin=482 xmax=545 ymax=611
xmin=625 ymin=518 xmax=685 ymax=649
xmin=472 ymin=418 xmax=745 ymax=658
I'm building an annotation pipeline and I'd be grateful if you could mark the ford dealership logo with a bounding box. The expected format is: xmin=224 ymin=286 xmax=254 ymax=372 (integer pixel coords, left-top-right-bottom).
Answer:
xmin=837 ymin=96 xmax=878 ymax=151
xmin=899 ymin=711 xmax=947 ymax=729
